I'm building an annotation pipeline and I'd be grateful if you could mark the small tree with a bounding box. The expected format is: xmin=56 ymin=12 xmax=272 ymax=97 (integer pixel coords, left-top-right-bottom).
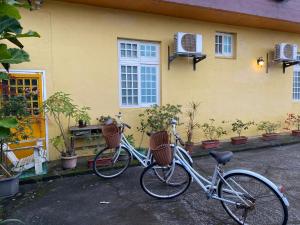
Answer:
xmin=284 ymin=113 xmax=300 ymax=131
xmin=231 ymin=119 xmax=254 ymax=137
xmin=43 ymin=92 xmax=79 ymax=157
xmin=201 ymin=119 xmax=227 ymax=141
xmin=185 ymin=102 xmax=200 ymax=143
xmin=257 ymin=121 xmax=280 ymax=134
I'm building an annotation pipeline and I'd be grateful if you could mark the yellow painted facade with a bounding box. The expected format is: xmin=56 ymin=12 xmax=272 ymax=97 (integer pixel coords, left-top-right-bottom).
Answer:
xmin=11 ymin=1 xmax=300 ymax=160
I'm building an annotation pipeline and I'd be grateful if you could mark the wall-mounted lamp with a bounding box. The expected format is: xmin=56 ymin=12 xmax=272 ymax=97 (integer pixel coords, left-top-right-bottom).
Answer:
xmin=257 ymin=57 xmax=265 ymax=67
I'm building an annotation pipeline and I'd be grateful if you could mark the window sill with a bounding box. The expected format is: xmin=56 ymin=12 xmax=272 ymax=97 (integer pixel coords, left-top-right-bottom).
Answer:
xmin=215 ymin=55 xmax=235 ymax=59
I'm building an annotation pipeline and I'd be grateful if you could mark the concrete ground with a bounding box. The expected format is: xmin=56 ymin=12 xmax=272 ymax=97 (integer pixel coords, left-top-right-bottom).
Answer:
xmin=3 ymin=144 xmax=300 ymax=225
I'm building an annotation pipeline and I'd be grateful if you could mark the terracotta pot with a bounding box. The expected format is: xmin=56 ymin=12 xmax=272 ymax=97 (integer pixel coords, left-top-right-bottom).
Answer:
xmin=202 ymin=140 xmax=220 ymax=149
xmin=262 ymin=133 xmax=278 ymax=141
xmin=184 ymin=142 xmax=194 ymax=154
xmin=0 ymin=173 xmax=20 ymax=198
xmin=61 ymin=155 xmax=78 ymax=169
xmin=292 ymin=130 xmax=300 ymax=137
xmin=88 ymin=158 xmax=112 ymax=168
xmin=231 ymin=136 xmax=248 ymax=145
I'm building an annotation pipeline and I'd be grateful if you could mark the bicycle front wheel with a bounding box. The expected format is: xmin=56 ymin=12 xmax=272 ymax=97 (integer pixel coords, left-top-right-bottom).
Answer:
xmin=140 ymin=162 xmax=191 ymax=199
xmin=93 ymin=146 xmax=131 ymax=178
xmin=217 ymin=172 xmax=288 ymax=225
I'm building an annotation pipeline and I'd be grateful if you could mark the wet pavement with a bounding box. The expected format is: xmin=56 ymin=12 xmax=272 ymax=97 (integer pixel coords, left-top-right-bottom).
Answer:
xmin=3 ymin=144 xmax=300 ymax=225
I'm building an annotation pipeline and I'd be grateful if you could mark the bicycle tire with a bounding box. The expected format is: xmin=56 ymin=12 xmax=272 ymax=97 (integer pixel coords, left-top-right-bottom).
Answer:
xmin=217 ymin=172 xmax=288 ymax=225
xmin=140 ymin=162 xmax=191 ymax=199
xmin=93 ymin=146 xmax=131 ymax=179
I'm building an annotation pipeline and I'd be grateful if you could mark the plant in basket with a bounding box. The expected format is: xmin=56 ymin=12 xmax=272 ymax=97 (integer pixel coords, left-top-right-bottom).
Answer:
xmin=284 ymin=113 xmax=300 ymax=136
xmin=137 ymin=104 xmax=182 ymax=134
xmin=97 ymin=115 xmax=116 ymax=126
xmin=256 ymin=121 xmax=281 ymax=141
xmin=185 ymin=102 xmax=201 ymax=153
xmin=201 ymin=119 xmax=227 ymax=149
xmin=231 ymin=119 xmax=254 ymax=145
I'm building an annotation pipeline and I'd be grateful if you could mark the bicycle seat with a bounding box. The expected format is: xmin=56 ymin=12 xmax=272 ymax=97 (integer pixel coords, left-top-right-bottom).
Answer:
xmin=209 ymin=151 xmax=233 ymax=165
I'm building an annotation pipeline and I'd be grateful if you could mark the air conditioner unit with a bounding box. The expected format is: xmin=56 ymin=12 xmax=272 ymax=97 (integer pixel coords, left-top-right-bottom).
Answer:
xmin=174 ymin=32 xmax=202 ymax=55
xmin=274 ymin=43 xmax=297 ymax=61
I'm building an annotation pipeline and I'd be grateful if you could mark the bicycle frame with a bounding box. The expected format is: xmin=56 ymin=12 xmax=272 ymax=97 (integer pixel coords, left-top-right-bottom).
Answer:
xmin=120 ymin=133 xmax=152 ymax=167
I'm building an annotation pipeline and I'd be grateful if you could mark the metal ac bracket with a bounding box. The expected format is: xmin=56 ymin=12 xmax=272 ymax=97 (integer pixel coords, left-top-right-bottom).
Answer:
xmin=168 ymin=46 xmax=206 ymax=71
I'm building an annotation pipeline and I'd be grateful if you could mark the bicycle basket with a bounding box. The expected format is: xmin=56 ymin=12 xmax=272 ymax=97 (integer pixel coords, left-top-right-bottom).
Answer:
xmin=150 ymin=131 xmax=172 ymax=166
xmin=102 ymin=123 xmax=121 ymax=149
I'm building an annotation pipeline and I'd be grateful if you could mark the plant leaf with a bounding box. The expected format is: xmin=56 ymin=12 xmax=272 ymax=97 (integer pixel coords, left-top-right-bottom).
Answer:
xmin=0 ymin=118 xmax=18 ymax=128
xmin=0 ymin=3 xmax=21 ymax=19
xmin=0 ymin=71 xmax=9 ymax=79
xmin=7 ymin=37 xmax=23 ymax=48
xmin=0 ymin=127 xmax=10 ymax=138
xmin=16 ymin=30 xmax=40 ymax=38
xmin=0 ymin=48 xmax=29 ymax=64
xmin=0 ymin=16 xmax=22 ymax=34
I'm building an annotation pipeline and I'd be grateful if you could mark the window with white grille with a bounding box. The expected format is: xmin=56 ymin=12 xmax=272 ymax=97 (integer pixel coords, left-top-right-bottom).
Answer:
xmin=215 ymin=32 xmax=234 ymax=57
xmin=119 ymin=40 xmax=160 ymax=107
xmin=293 ymin=54 xmax=300 ymax=100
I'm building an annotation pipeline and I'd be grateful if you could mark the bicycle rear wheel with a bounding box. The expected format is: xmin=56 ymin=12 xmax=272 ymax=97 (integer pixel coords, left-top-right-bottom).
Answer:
xmin=140 ymin=162 xmax=191 ymax=199
xmin=93 ymin=146 xmax=131 ymax=178
xmin=217 ymin=172 xmax=288 ymax=225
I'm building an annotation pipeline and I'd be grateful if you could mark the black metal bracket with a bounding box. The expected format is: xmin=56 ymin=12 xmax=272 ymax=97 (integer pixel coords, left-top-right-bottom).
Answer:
xmin=266 ymin=52 xmax=300 ymax=74
xmin=168 ymin=45 xmax=206 ymax=71
xmin=283 ymin=61 xmax=300 ymax=74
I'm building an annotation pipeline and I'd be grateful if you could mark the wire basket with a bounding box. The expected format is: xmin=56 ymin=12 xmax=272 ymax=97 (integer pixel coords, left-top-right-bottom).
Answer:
xmin=102 ymin=123 xmax=121 ymax=149
xmin=150 ymin=131 xmax=172 ymax=166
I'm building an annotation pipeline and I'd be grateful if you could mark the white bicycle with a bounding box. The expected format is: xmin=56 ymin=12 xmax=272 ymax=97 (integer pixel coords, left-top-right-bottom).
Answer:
xmin=93 ymin=113 xmax=193 ymax=180
xmin=140 ymin=119 xmax=289 ymax=225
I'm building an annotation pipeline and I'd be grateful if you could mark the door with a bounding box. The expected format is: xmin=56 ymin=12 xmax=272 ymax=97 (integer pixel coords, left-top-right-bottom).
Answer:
xmin=0 ymin=73 xmax=46 ymax=158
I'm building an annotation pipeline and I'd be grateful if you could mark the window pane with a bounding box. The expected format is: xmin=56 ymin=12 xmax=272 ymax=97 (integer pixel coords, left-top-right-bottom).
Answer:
xmin=141 ymin=66 xmax=157 ymax=104
xmin=120 ymin=65 xmax=138 ymax=105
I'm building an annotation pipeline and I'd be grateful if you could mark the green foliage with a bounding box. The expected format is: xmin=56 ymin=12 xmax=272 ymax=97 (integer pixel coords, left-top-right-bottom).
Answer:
xmin=42 ymin=92 xmax=77 ymax=156
xmin=231 ymin=119 xmax=254 ymax=137
xmin=201 ymin=119 xmax=227 ymax=140
xmin=125 ymin=134 xmax=135 ymax=147
xmin=43 ymin=92 xmax=90 ymax=157
xmin=137 ymin=104 xmax=182 ymax=133
xmin=185 ymin=101 xmax=201 ymax=143
xmin=0 ymin=1 xmax=40 ymax=77
xmin=0 ymin=95 xmax=28 ymax=118
xmin=284 ymin=113 xmax=300 ymax=131
xmin=74 ymin=106 xmax=91 ymax=125
xmin=257 ymin=121 xmax=280 ymax=134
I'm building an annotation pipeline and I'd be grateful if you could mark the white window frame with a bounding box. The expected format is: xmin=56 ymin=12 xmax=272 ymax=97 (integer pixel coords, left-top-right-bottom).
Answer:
xmin=215 ymin=32 xmax=234 ymax=58
xmin=292 ymin=53 xmax=300 ymax=101
xmin=118 ymin=39 xmax=160 ymax=108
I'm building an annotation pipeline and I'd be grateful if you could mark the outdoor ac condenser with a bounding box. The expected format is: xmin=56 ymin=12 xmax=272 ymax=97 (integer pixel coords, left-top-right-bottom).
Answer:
xmin=274 ymin=43 xmax=298 ymax=61
xmin=174 ymin=32 xmax=202 ymax=55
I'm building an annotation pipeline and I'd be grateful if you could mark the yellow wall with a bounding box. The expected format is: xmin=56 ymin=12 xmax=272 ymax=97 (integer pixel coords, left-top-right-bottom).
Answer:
xmin=11 ymin=1 xmax=300 ymax=160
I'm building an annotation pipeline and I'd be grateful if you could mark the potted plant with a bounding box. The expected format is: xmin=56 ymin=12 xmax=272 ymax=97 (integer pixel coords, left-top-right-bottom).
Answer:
xmin=201 ymin=119 xmax=227 ymax=149
xmin=184 ymin=102 xmax=200 ymax=153
xmin=231 ymin=119 xmax=254 ymax=145
xmin=0 ymin=96 xmax=32 ymax=197
xmin=43 ymin=91 xmax=88 ymax=169
xmin=284 ymin=113 xmax=300 ymax=136
xmin=256 ymin=121 xmax=280 ymax=141
xmin=75 ymin=106 xmax=91 ymax=128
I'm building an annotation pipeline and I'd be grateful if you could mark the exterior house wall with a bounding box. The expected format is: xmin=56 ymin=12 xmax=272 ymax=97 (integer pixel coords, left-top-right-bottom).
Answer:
xmin=13 ymin=1 xmax=300 ymax=160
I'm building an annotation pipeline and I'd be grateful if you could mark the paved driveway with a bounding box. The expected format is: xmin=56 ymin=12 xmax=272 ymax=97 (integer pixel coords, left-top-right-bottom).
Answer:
xmin=3 ymin=144 xmax=300 ymax=225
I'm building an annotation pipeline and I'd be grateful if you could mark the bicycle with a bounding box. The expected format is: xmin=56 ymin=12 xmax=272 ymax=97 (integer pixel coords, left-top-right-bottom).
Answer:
xmin=140 ymin=119 xmax=289 ymax=225
xmin=93 ymin=113 xmax=193 ymax=180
